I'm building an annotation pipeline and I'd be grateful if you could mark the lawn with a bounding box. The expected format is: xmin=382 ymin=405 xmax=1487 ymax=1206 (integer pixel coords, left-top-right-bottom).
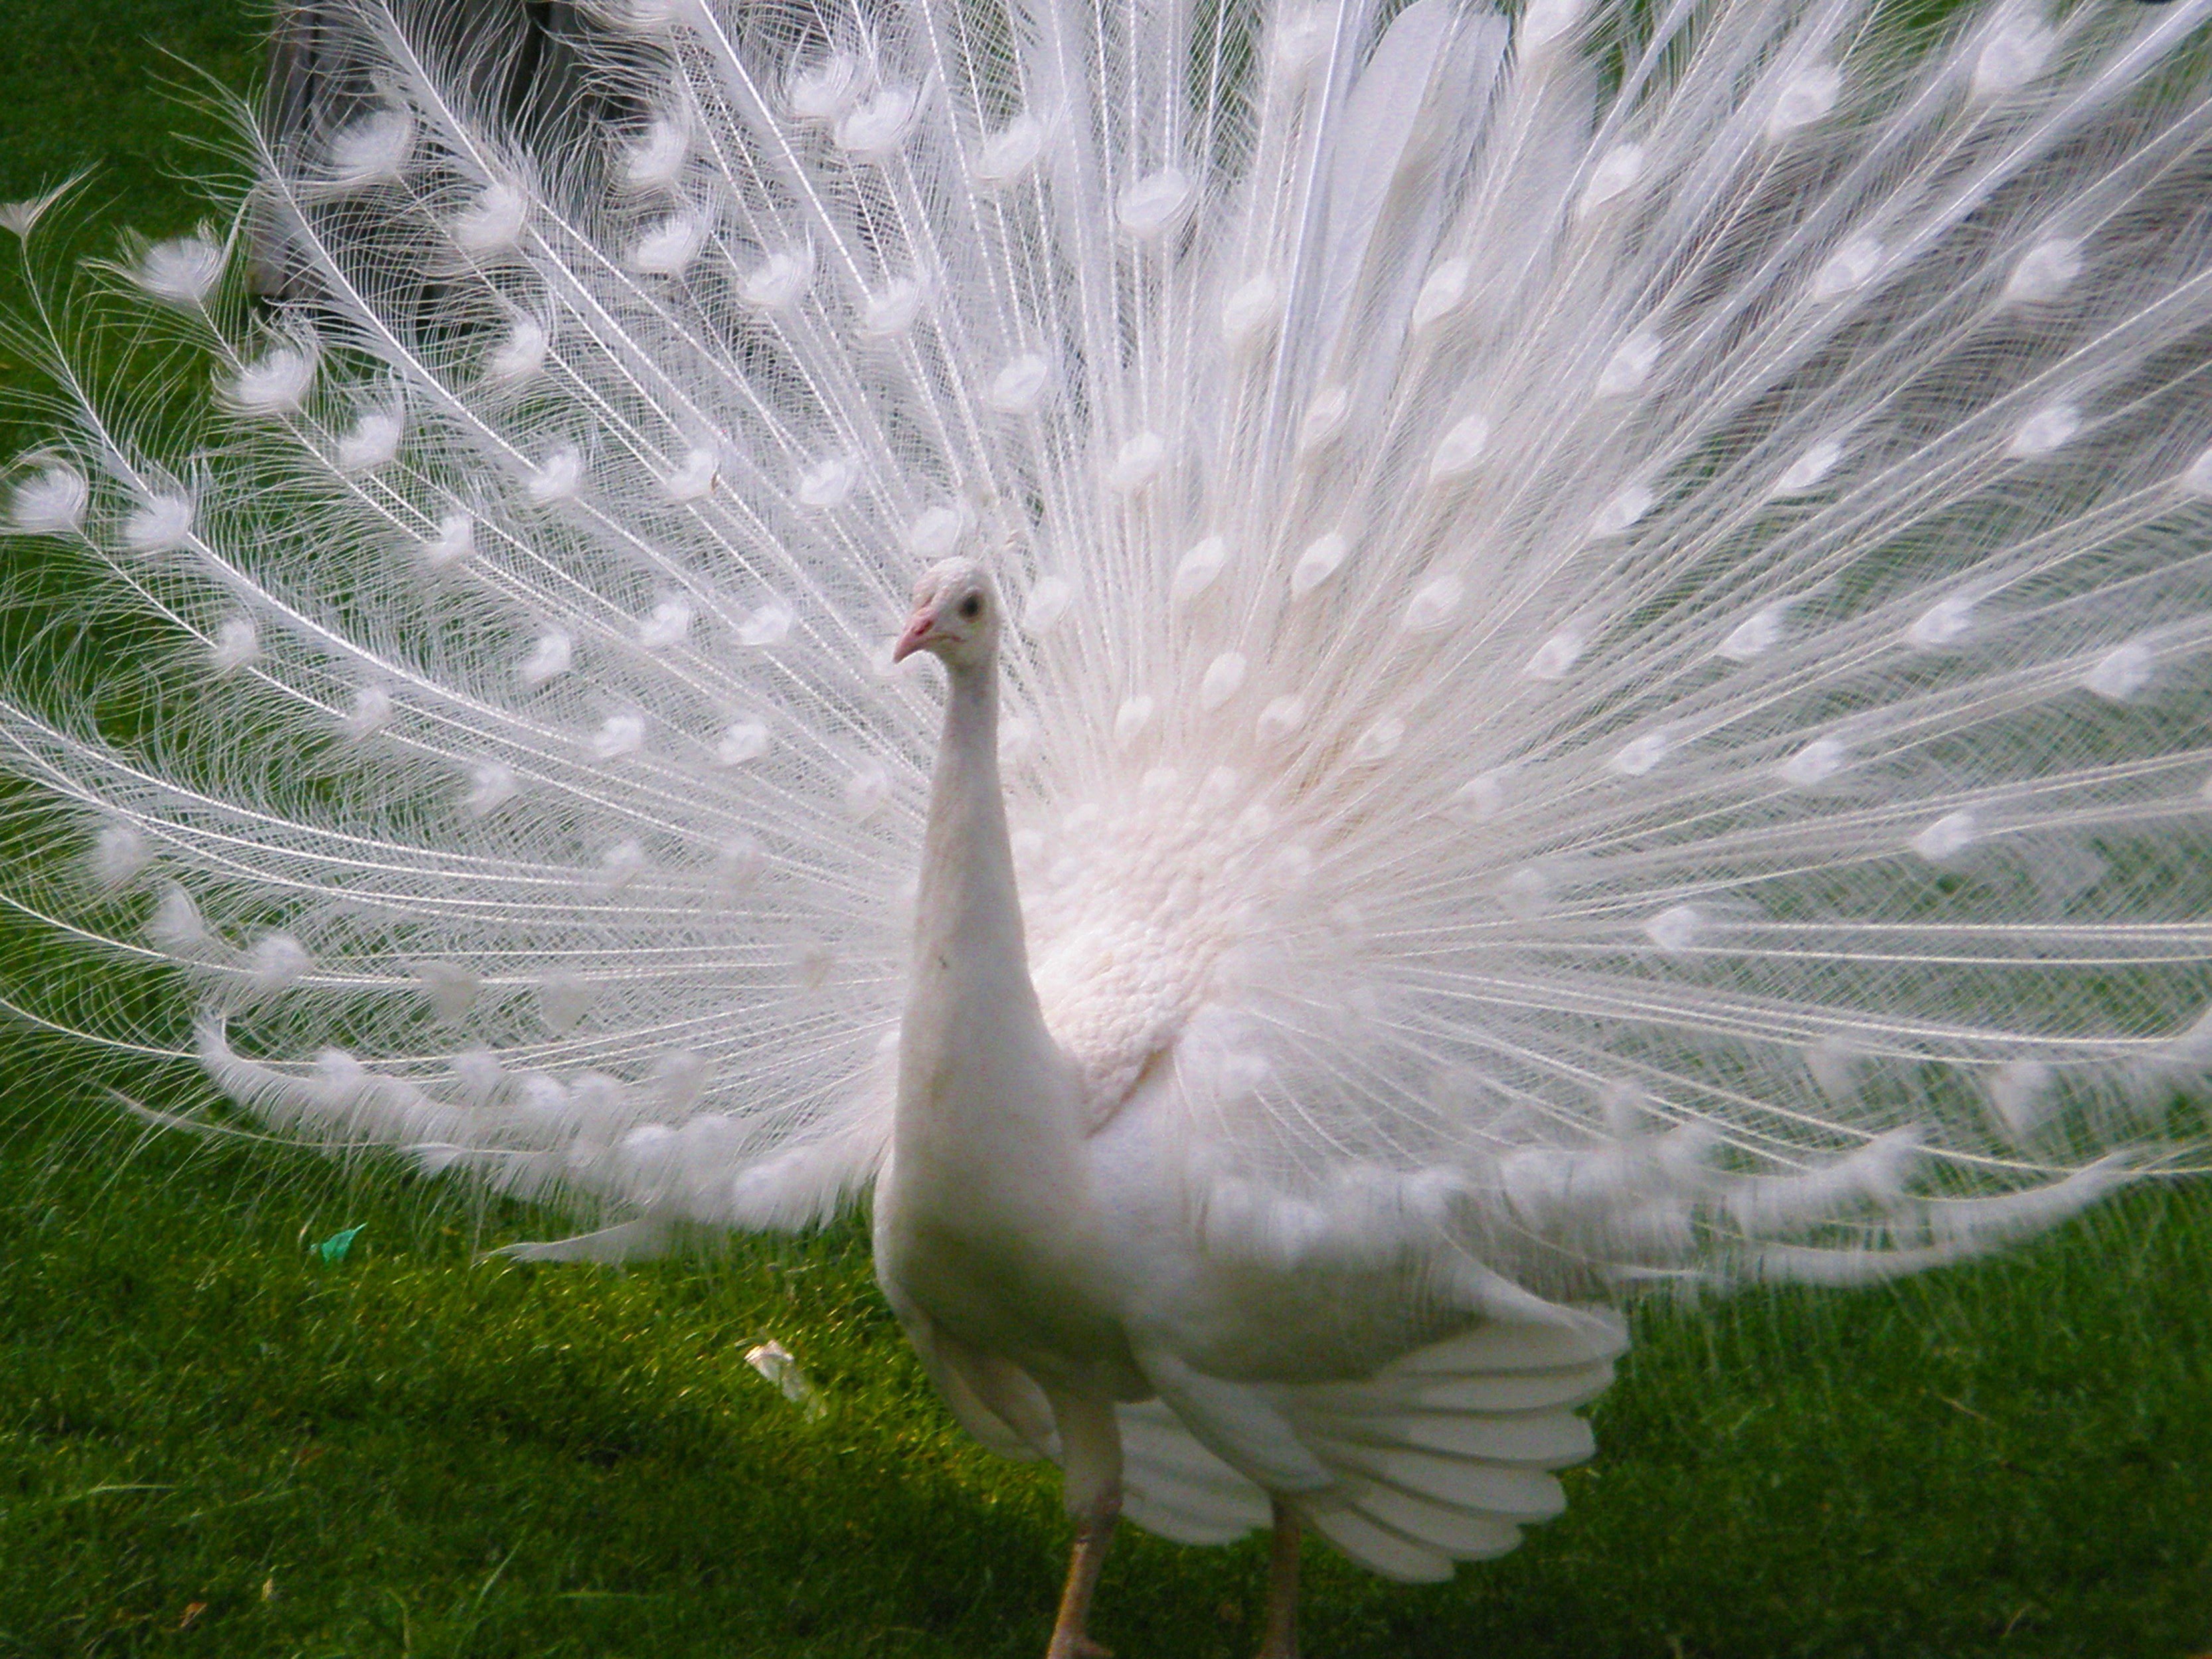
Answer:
xmin=1 ymin=4 xmax=2209 ymax=1657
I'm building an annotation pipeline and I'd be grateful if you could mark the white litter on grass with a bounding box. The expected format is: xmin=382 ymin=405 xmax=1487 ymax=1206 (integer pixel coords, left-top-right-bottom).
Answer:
xmin=745 ymin=1339 xmax=826 ymax=1417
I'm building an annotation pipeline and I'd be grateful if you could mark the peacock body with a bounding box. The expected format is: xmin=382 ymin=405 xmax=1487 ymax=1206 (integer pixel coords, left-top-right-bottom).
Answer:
xmin=5 ymin=0 xmax=2212 ymax=1645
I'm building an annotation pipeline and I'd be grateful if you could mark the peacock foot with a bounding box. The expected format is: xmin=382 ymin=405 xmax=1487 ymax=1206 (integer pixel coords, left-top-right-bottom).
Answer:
xmin=1045 ymin=1497 xmax=1119 ymax=1659
xmin=1042 ymin=1628 xmax=1111 ymax=1659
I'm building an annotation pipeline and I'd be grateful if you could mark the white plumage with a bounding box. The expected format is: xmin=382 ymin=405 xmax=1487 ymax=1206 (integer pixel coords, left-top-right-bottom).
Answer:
xmin=4 ymin=0 xmax=2212 ymax=1648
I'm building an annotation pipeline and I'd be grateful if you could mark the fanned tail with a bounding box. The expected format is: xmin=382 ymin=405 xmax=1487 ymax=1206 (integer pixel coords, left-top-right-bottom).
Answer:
xmin=1 ymin=0 xmax=2209 ymax=1283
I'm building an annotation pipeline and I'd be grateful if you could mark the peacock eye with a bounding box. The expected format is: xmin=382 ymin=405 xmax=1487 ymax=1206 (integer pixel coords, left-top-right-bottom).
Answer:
xmin=958 ymin=594 xmax=982 ymax=620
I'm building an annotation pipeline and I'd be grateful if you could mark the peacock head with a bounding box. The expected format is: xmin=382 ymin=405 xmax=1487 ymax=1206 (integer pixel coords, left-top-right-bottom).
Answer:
xmin=892 ymin=557 xmax=1000 ymax=671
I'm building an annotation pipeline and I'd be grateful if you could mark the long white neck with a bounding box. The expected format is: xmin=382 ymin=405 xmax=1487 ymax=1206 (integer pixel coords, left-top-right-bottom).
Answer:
xmin=914 ymin=657 xmax=1029 ymax=988
xmin=896 ymin=649 xmax=1072 ymax=1178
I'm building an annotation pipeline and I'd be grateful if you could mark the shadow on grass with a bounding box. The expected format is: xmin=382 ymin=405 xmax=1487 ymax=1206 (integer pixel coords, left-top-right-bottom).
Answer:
xmin=3 ymin=1080 xmax=1069 ymax=1658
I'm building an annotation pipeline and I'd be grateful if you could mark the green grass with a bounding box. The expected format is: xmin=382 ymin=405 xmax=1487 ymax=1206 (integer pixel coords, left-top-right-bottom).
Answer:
xmin=6 ymin=1073 xmax=2209 ymax=1659
xmin=2 ymin=3 xmax=2210 ymax=1656
xmin=0 ymin=0 xmax=258 ymax=346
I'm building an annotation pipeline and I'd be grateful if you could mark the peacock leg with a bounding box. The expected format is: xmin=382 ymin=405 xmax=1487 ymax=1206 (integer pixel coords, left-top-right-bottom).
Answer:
xmin=1255 ymin=1497 xmax=1301 ymax=1659
xmin=1043 ymin=1496 xmax=1119 ymax=1659
xmin=1045 ymin=1396 xmax=1123 ymax=1659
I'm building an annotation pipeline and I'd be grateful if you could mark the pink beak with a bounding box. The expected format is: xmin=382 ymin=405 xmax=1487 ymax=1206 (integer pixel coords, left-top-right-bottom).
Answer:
xmin=891 ymin=606 xmax=938 ymax=663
